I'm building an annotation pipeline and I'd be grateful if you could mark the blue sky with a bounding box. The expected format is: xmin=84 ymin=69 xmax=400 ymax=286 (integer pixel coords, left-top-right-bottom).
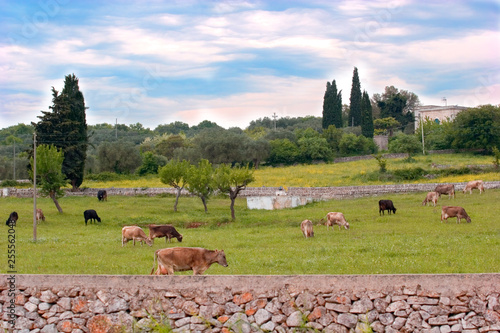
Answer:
xmin=1 ymin=0 xmax=499 ymax=129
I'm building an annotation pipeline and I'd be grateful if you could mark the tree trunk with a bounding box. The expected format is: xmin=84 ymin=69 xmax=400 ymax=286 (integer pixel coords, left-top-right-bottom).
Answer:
xmin=200 ymin=196 xmax=208 ymax=213
xmin=229 ymin=190 xmax=239 ymax=220
xmin=173 ymin=187 xmax=182 ymax=212
xmin=50 ymin=191 xmax=63 ymax=213
xmin=71 ymin=179 xmax=78 ymax=192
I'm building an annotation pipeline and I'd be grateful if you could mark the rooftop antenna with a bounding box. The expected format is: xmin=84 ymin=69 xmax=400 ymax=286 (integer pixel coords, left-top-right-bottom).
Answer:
xmin=442 ymin=97 xmax=447 ymax=106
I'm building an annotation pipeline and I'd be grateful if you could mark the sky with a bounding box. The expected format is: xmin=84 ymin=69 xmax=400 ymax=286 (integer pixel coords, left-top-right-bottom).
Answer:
xmin=1 ymin=0 xmax=499 ymax=130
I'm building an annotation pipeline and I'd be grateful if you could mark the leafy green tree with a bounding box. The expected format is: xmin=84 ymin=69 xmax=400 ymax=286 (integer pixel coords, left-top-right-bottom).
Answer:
xmin=450 ymin=104 xmax=500 ymax=152
xmin=97 ymin=141 xmax=141 ymax=174
xmin=339 ymin=133 xmax=376 ymax=156
xmin=245 ymin=139 xmax=270 ymax=169
xmin=30 ymin=145 xmax=67 ymax=213
xmin=159 ymin=159 xmax=190 ymax=212
xmin=193 ymin=128 xmax=248 ymax=164
xmin=267 ymin=139 xmax=300 ymax=165
xmin=415 ymin=117 xmax=454 ymax=151
xmin=155 ymin=134 xmax=185 ymax=158
xmin=186 ymin=159 xmax=214 ymax=212
xmin=213 ymin=163 xmax=254 ymax=220
xmin=136 ymin=151 xmax=167 ymax=175
xmin=374 ymin=117 xmax=401 ymax=136
xmin=154 ymin=121 xmax=190 ymax=135
xmin=296 ymin=128 xmax=332 ymax=162
xmin=322 ymin=125 xmax=344 ymax=155
xmin=322 ymin=80 xmax=343 ymax=129
xmin=388 ymin=132 xmax=422 ymax=160
xmin=372 ymin=85 xmax=420 ymax=119
xmin=34 ymin=74 xmax=88 ymax=190
xmin=361 ymin=90 xmax=374 ymax=138
xmin=349 ymin=67 xmax=362 ymax=126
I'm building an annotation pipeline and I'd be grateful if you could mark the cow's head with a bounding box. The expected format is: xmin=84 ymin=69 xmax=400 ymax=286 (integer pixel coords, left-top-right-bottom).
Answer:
xmin=177 ymin=234 xmax=183 ymax=242
xmin=215 ymin=250 xmax=228 ymax=267
xmin=145 ymin=237 xmax=153 ymax=246
xmin=344 ymin=222 xmax=350 ymax=230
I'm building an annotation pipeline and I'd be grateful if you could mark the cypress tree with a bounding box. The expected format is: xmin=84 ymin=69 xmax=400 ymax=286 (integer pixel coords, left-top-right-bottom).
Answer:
xmin=349 ymin=67 xmax=362 ymax=127
xmin=34 ymin=74 xmax=88 ymax=190
xmin=322 ymin=80 xmax=342 ymax=129
xmin=361 ymin=90 xmax=374 ymax=138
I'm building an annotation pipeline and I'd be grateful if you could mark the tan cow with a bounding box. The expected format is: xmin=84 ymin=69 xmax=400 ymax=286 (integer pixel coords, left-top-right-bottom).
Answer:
xmin=36 ymin=208 xmax=45 ymax=224
xmin=151 ymin=247 xmax=228 ymax=275
xmin=441 ymin=206 xmax=471 ymax=223
xmin=434 ymin=184 xmax=455 ymax=199
xmin=463 ymin=180 xmax=484 ymax=194
xmin=122 ymin=226 xmax=152 ymax=247
xmin=422 ymin=192 xmax=439 ymax=206
xmin=300 ymin=219 xmax=314 ymax=238
xmin=322 ymin=212 xmax=350 ymax=230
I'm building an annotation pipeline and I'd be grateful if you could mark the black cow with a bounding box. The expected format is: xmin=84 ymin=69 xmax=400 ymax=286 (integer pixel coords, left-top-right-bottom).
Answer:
xmin=84 ymin=209 xmax=101 ymax=226
xmin=379 ymin=200 xmax=397 ymax=215
xmin=97 ymin=190 xmax=107 ymax=201
xmin=148 ymin=224 xmax=183 ymax=244
xmin=6 ymin=212 xmax=18 ymax=226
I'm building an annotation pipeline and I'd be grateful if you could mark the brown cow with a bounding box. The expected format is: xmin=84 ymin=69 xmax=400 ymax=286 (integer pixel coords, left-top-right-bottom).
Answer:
xmin=36 ymin=208 xmax=45 ymax=223
xmin=322 ymin=212 xmax=350 ymax=230
xmin=148 ymin=224 xmax=183 ymax=244
xmin=300 ymin=219 xmax=314 ymax=238
xmin=434 ymin=184 xmax=455 ymax=199
xmin=422 ymin=192 xmax=439 ymax=207
xmin=122 ymin=226 xmax=152 ymax=247
xmin=151 ymin=247 xmax=228 ymax=275
xmin=441 ymin=206 xmax=471 ymax=223
xmin=463 ymin=180 xmax=484 ymax=194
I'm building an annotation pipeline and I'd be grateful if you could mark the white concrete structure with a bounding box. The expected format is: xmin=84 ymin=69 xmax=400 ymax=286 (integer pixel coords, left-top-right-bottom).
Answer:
xmin=415 ymin=105 xmax=468 ymax=129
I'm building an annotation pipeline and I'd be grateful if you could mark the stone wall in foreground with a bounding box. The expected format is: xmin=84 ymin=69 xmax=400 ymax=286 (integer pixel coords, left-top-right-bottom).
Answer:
xmin=1 ymin=274 xmax=499 ymax=332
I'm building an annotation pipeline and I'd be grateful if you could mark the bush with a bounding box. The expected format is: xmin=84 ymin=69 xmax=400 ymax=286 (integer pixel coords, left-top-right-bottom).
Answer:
xmin=84 ymin=172 xmax=135 ymax=182
xmin=391 ymin=167 xmax=427 ymax=181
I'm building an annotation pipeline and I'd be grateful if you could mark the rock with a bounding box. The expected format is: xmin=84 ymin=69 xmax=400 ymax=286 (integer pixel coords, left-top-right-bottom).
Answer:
xmin=40 ymin=324 xmax=58 ymax=333
xmin=351 ymin=297 xmax=374 ymax=314
xmin=107 ymin=297 xmax=128 ymax=313
xmin=254 ymin=309 xmax=272 ymax=326
xmin=296 ymin=292 xmax=316 ymax=311
xmin=260 ymin=320 xmax=275 ymax=331
xmin=337 ymin=313 xmax=358 ymax=329
xmin=40 ymin=290 xmax=58 ymax=303
xmin=286 ymin=311 xmax=304 ymax=327
xmin=379 ymin=313 xmax=395 ymax=325
xmin=392 ymin=317 xmax=406 ymax=330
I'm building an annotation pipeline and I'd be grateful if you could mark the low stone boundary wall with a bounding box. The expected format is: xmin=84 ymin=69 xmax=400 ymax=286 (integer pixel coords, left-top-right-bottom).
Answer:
xmin=1 ymin=274 xmax=499 ymax=332
xmin=2 ymin=182 xmax=500 ymax=200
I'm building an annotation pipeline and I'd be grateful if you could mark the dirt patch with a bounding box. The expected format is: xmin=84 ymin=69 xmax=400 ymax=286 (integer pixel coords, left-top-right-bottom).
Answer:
xmin=186 ymin=222 xmax=205 ymax=229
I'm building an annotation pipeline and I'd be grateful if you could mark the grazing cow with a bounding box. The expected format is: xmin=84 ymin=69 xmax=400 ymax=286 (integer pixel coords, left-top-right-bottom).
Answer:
xmin=122 ymin=226 xmax=152 ymax=247
xmin=83 ymin=209 xmax=101 ymax=226
xmin=463 ymin=180 xmax=484 ymax=195
xmin=435 ymin=184 xmax=455 ymax=199
xmin=322 ymin=212 xmax=350 ymax=230
xmin=97 ymin=190 xmax=108 ymax=201
xmin=151 ymin=247 xmax=228 ymax=275
xmin=379 ymin=200 xmax=397 ymax=215
xmin=300 ymin=219 xmax=314 ymax=238
xmin=441 ymin=206 xmax=471 ymax=223
xmin=6 ymin=212 xmax=18 ymax=226
xmin=148 ymin=224 xmax=183 ymax=244
xmin=422 ymin=192 xmax=439 ymax=207
xmin=36 ymin=208 xmax=45 ymax=223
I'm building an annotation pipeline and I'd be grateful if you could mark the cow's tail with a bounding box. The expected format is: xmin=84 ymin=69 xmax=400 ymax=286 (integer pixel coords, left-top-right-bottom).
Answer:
xmin=150 ymin=250 xmax=159 ymax=275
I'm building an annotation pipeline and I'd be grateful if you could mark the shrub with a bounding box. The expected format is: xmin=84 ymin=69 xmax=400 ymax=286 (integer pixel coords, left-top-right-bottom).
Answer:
xmin=392 ymin=167 xmax=427 ymax=181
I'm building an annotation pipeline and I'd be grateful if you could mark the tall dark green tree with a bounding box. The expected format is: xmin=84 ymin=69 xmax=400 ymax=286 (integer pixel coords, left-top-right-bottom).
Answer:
xmin=322 ymin=80 xmax=342 ymax=129
xmin=349 ymin=67 xmax=362 ymax=127
xmin=34 ymin=74 xmax=88 ymax=190
xmin=361 ymin=90 xmax=374 ymax=138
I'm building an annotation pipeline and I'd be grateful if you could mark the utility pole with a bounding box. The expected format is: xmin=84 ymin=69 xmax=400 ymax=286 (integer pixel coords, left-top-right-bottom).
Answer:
xmin=33 ymin=132 xmax=37 ymax=241
xmin=13 ymin=139 xmax=16 ymax=181
xmin=272 ymin=113 xmax=277 ymax=130
xmin=115 ymin=118 xmax=118 ymax=139
xmin=419 ymin=114 xmax=425 ymax=155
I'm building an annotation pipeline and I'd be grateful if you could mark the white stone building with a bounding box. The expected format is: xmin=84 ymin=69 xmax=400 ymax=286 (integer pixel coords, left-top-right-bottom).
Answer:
xmin=415 ymin=105 xmax=468 ymax=129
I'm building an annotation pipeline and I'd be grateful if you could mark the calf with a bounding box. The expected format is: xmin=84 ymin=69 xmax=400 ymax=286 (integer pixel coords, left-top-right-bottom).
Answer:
xmin=36 ymin=208 xmax=45 ymax=224
xmin=300 ymin=219 xmax=314 ymax=238
xmin=322 ymin=212 xmax=350 ymax=230
xmin=97 ymin=190 xmax=108 ymax=201
xmin=148 ymin=224 xmax=183 ymax=244
xmin=441 ymin=206 xmax=471 ymax=223
xmin=83 ymin=209 xmax=101 ymax=226
xmin=435 ymin=184 xmax=455 ymax=199
xmin=422 ymin=192 xmax=439 ymax=207
xmin=122 ymin=226 xmax=152 ymax=247
xmin=6 ymin=212 xmax=18 ymax=226
xmin=463 ymin=180 xmax=484 ymax=194
xmin=151 ymin=247 xmax=228 ymax=275
xmin=379 ymin=200 xmax=397 ymax=215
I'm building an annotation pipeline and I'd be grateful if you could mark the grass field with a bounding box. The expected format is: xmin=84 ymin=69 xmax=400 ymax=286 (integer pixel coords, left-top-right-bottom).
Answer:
xmin=2 ymin=187 xmax=499 ymax=275
xmin=80 ymin=153 xmax=499 ymax=189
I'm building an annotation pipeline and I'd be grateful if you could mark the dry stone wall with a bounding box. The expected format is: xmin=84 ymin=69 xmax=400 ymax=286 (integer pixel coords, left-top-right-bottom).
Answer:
xmin=1 ymin=274 xmax=499 ymax=332
xmin=2 ymin=182 xmax=500 ymax=200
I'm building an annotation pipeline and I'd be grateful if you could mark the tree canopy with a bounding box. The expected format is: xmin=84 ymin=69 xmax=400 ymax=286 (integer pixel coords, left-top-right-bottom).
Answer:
xmin=349 ymin=67 xmax=362 ymax=127
xmin=322 ymin=80 xmax=343 ymax=129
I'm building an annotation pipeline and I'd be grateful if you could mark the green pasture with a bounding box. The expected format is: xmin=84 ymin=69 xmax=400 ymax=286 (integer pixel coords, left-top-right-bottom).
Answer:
xmin=1 ymin=188 xmax=499 ymax=275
